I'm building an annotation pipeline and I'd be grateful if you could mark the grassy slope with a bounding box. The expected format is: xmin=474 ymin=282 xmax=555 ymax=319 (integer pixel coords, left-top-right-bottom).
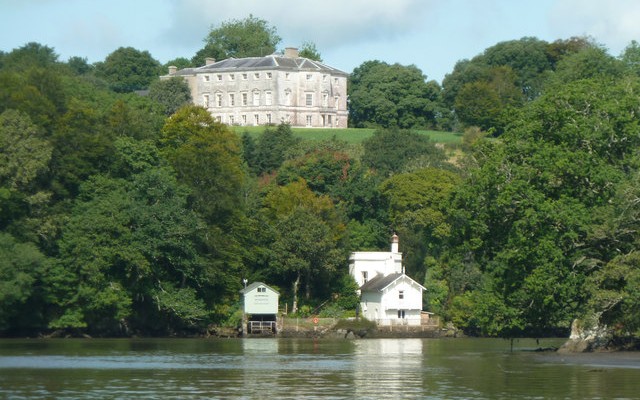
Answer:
xmin=231 ymin=126 xmax=463 ymax=145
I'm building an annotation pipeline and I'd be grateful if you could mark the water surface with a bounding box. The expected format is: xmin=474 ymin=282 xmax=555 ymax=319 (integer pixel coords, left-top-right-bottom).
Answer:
xmin=0 ymin=338 xmax=638 ymax=399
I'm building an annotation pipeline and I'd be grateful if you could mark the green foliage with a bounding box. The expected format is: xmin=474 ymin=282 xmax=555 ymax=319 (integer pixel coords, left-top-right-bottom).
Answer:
xmin=298 ymin=41 xmax=322 ymax=61
xmin=0 ymin=233 xmax=48 ymax=330
xmin=361 ymin=128 xmax=447 ymax=176
xmin=193 ymin=15 xmax=281 ymax=66
xmin=95 ymin=47 xmax=161 ymax=92
xmin=148 ymin=77 xmax=192 ymax=116
xmin=248 ymin=123 xmax=300 ymax=175
xmin=349 ymin=60 xmax=442 ymax=129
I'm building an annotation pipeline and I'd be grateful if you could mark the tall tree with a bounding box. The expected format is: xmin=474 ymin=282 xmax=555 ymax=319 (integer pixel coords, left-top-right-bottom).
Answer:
xmin=192 ymin=15 xmax=281 ymax=66
xmin=95 ymin=47 xmax=161 ymax=93
xmin=148 ymin=77 xmax=192 ymax=116
xmin=348 ymin=60 xmax=442 ymax=129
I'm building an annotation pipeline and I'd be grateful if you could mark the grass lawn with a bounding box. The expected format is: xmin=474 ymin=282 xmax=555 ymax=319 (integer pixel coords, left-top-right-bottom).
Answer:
xmin=231 ymin=126 xmax=463 ymax=145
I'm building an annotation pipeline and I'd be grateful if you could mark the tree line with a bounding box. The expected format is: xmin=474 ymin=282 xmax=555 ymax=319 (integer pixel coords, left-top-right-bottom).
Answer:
xmin=1 ymin=16 xmax=639 ymax=340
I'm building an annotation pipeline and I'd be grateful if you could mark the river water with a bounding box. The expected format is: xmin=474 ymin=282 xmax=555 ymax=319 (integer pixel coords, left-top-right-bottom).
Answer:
xmin=0 ymin=337 xmax=638 ymax=399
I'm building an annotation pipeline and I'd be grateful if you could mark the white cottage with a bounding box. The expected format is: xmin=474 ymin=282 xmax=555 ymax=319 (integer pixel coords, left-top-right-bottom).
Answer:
xmin=240 ymin=282 xmax=279 ymax=334
xmin=349 ymin=235 xmax=425 ymax=326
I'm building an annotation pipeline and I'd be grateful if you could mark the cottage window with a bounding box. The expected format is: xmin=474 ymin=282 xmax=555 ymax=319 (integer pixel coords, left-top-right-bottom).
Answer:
xmin=257 ymin=287 xmax=266 ymax=293
xmin=362 ymin=271 xmax=368 ymax=283
xmin=398 ymin=310 xmax=405 ymax=319
xmin=399 ymin=290 xmax=404 ymax=300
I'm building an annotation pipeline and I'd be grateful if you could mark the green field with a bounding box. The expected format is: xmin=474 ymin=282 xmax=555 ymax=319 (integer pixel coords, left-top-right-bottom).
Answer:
xmin=231 ymin=126 xmax=463 ymax=145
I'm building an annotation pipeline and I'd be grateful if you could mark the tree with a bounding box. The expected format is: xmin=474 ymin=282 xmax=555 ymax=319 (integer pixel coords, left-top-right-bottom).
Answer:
xmin=0 ymin=233 xmax=48 ymax=332
xmin=249 ymin=123 xmax=300 ymax=175
xmin=192 ymin=15 xmax=281 ymax=66
xmin=148 ymin=77 xmax=192 ymax=116
xmin=298 ymin=41 xmax=322 ymax=61
xmin=263 ymin=180 xmax=345 ymax=312
xmin=361 ymin=128 xmax=447 ymax=177
xmin=160 ymin=105 xmax=245 ymax=224
xmin=49 ymin=167 xmax=213 ymax=334
xmin=95 ymin=47 xmax=161 ymax=92
xmin=348 ymin=61 xmax=442 ymax=129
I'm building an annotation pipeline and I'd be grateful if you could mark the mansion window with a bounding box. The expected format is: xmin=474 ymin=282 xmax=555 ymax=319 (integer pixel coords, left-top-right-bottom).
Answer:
xmin=242 ymin=114 xmax=247 ymax=125
xmin=203 ymin=75 xmax=210 ymax=82
xmin=253 ymin=91 xmax=260 ymax=106
xmin=305 ymin=93 xmax=313 ymax=107
xmin=334 ymin=96 xmax=340 ymax=109
xmin=306 ymin=74 xmax=312 ymax=80
xmin=284 ymin=90 xmax=291 ymax=106
xmin=242 ymin=92 xmax=248 ymax=106
xmin=203 ymin=94 xmax=210 ymax=108
xmin=229 ymin=115 xmax=235 ymax=125
xmin=322 ymin=93 xmax=329 ymax=107
xmin=254 ymin=114 xmax=259 ymax=125
xmin=215 ymin=93 xmax=222 ymax=107
xmin=229 ymin=74 xmax=235 ymax=81
xmin=265 ymin=91 xmax=272 ymax=106
xmin=229 ymin=93 xmax=235 ymax=106
xmin=242 ymin=73 xmax=248 ymax=80
xmin=306 ymin=115 xmax=312 ymax=126
xmin=216 ymin=74 xmax=222 ymax=81
xmin=254 ymin=72 xmax=260 ymax=79
xmin=267 ymin=72 xmax=272 ymax=79
xmin=266 ymin=113 xmax=272 ymax=124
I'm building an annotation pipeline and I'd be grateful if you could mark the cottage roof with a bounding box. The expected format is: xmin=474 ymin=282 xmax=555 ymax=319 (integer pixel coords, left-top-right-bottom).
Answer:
xmin=359 ymin=273 xmax=426 ymax=292
xmin=169 ymin=54 xmax=348 ymax=77
xmin=239 ymin=281 xmax=279 ymax=294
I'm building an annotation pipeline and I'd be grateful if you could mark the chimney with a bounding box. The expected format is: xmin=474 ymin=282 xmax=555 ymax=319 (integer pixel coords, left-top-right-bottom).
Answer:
xmin=391 ymin=233 xmax=399 ymax=253
xmin=168 ymin=65 xmax=177 ymax=74
xmin=205 ymin=57 xmax=216 ymax=66
xmin=284 ymin=47 xmax=299 ymax=58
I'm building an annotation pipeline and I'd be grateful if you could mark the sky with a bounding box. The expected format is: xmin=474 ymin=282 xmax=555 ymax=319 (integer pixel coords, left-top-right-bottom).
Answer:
xmin=3 ymin=0 xmax=640 ymax=83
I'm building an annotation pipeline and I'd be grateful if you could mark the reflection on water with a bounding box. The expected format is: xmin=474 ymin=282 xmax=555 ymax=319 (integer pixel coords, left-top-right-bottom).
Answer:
xmin=0 ymin=338 xmax=638 ymax=399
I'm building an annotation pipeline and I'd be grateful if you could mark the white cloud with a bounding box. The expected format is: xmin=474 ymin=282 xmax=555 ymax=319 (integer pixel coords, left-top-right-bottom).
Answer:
xmin=162 ymin=0 xmax=433 ymax=51
xmin=549 ymin=0 xmax=640 ymax=54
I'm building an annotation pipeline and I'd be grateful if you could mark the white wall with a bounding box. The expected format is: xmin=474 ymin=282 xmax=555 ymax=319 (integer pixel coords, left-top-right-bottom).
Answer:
xmin=349 ymin=251 xmax=402 ymax=287
xmin=244 ymin=286 xmax=279 ymax=314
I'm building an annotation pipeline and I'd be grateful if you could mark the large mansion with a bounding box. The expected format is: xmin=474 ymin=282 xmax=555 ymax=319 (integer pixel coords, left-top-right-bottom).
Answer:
xmin=162 ymin=48 xmax=348 ymax=128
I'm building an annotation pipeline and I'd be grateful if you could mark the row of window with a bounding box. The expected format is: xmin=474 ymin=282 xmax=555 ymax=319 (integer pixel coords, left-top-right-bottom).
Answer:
xmin=203 ymin=91 xmax=340 ymax=109
xmin=214 ymin=113 xmax=340 ymax=128
xmin=202 ymin=72 xmax=340 ymax=84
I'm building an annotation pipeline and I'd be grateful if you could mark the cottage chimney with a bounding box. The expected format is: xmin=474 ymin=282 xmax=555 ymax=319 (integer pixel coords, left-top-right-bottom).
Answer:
xmin=284 ymin=47 xmax=299 ymax=58
xmin=391 ymin=233 xmax=399 ymax=253
xmin=205 ymin=57 xmax=216 ymax=66
xmin=168 ymin=65 xmax=177 ymax=74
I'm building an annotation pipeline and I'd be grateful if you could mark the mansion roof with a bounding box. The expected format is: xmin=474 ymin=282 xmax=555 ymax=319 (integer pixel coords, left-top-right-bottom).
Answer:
xmin=170 ymin=54 xmax=348 ymax=77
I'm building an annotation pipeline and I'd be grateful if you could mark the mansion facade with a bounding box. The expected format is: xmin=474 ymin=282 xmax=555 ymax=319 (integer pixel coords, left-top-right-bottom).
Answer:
xmin=162 ymin=48 xmax=348 ymax=128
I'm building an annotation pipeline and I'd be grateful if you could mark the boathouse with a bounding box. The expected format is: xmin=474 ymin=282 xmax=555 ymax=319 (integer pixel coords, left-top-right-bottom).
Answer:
xmin=240 ymin=282 xmax=279 ymax=334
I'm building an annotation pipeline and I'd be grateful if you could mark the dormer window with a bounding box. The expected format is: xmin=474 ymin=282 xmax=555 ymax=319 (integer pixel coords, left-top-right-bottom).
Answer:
xmin=257 ymin=287 xmax=266 ymax=293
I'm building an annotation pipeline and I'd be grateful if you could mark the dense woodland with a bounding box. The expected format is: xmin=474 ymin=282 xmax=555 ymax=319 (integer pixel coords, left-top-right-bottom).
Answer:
xmin=1 ymin=16 xmax=639 ymax=340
